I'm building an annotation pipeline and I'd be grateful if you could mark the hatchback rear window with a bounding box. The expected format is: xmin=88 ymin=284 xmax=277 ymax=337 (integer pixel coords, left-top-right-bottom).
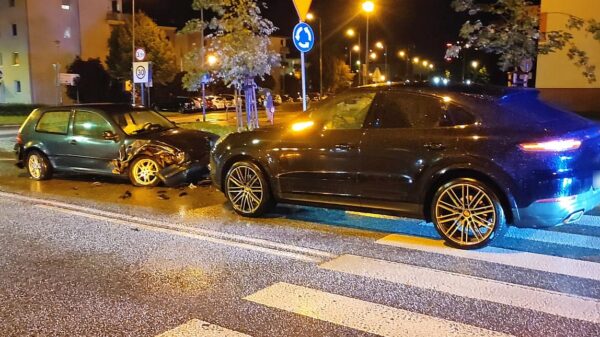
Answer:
xmin=36 ymin=110 xmax=70 ymax=134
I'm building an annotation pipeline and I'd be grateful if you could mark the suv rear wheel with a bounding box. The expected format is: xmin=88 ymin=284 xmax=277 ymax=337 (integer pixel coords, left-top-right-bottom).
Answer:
xmin=431 ymin=178 xmax=506 ymax=249
xmin=26 ymin=150 xmax=53 ymax=181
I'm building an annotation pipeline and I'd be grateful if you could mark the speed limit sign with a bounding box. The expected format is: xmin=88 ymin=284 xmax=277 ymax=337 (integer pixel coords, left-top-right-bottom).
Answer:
xmin=133 ymin=62 xmax=150 ymax=83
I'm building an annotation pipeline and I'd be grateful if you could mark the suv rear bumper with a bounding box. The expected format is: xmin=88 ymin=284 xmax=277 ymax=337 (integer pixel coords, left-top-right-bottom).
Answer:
xmin=515 ymin=188 xmax=600 ymax=228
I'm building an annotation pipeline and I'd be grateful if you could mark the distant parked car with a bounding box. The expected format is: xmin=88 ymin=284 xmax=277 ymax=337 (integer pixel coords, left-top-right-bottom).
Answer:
xmin=219 ymin=94 xmax=237 ymax=109
xmin=15 ymin=104 xmax=218 ymax=187
xmin=153 ymin=96 xmax=198 ymax=113
xmin=273 ymin=94 xmax=283 ymax=106
xmin=211 ymin=83 xmax=600 ymax=249
xmin=206 ymin=95 xmax=226 ymax=110
xmin=281 ymin=95 xmax=294 ymax=103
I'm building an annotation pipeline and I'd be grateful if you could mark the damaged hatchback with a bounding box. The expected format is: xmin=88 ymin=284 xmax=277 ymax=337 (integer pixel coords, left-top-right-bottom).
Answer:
xmin=15 ymin=104 xmax=218 ymax=187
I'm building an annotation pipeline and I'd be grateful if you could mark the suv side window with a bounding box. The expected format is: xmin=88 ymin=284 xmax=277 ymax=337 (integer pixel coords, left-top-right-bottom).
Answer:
xmin=73 ymin=110 xmax=114 ymax=139
xmin=439 ymin=104 xmax=476 ymax=127
xmin=311 ymin=92 xmax=376 ymax=130
xmin=36 ymin=110 xmax=71 ymax=135
xmin=370 ymin=93 xmax=441 ymax=129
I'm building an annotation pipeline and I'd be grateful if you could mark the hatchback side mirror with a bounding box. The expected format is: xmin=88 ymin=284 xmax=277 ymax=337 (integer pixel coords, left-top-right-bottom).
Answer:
xmin=103 ymin=131 xmax=119 ymax=142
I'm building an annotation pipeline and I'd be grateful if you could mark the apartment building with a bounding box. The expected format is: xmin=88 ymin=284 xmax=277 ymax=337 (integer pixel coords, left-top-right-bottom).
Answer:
xmin=0 ymin=0 xmax=124 ymax=104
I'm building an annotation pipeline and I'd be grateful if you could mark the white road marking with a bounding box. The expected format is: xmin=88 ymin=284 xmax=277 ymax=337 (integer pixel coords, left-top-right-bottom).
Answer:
xmin=0 ymin=158 xmax=14 ymax=161
xmin=245 ymin=282 xmax=513 ymax=337
xmin=37 ymin=204 xmax=325 ymax=263
xmin=0 ymin=190 xmax=336 ymax=261
xmin=377 ymin=234 xmax=600 ymax=281
xmin=320 ymin=254 xmax=600 ymax=324
xmin=156 ymin=319 xmax=251 ymax=337
xmin=576 ymin=215 xmax=600 ymax=228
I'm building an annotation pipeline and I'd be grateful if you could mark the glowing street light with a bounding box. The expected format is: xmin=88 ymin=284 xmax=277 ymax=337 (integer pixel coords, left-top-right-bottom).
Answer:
xmin=375 ymin=41 xmax=384 ymax=49
xmin=353 ymin=45 xmax=360 ymax=52
xmin=422 ymin=60 xmax=429 ymax=67
xmin=362 ymin=1 xmax=375 ymax=84
xmin=346 ymin=28 xmax=356 ymax=37
xmin=429 ymin=63 xmax=434 ymax=69
xmin=207 ymin=54 xmax=218 ymax=66
xmin=398 ymin=50 xmax=406 ymax=58
xmin=362 ymin=1 xmax=375 ymax=13
xmin=413 ymin=57 xmax=420 ymax=64
xmin=370 ymin=52 xmax=377 ymax=60
xmin=471 ymin=60 xmax=480 ymax=69
xmin=306 ymin=12 xmax=315 ymax=21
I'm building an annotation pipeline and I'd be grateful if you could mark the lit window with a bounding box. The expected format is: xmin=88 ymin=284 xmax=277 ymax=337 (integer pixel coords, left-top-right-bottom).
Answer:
xmin=15 ymin=80 xmax=21 ymax=93
xmin=12 ymin=52 xmax=19 ymax=66
xmin=12 ymin=23 xmax=17 ymax=36
xmin=9 ymin=0 xmax=15 ymax=7
xmin=64 ymin=27 xmax=71 ymax=39
xmin=61 ymin=0 xmax=70 ymax=10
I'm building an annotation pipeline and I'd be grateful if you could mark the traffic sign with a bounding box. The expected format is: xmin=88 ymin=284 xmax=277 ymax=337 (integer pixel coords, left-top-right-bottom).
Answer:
xmin=520 ymin=58 xmax=533 ymax=73
xmin=133 ymin=62 xmax=150 ymax=83
xmin=135 ymin=48 xmax=146 ymax=62
xmin=293 ymin=22 xmax=315 ymax=53
xmin=292 ymin=0 xmax=312 ymax=21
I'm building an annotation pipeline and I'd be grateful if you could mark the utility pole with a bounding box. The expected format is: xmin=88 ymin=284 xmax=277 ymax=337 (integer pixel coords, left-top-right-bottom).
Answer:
xmin=131 ymin=0 xmax=136 ymax=105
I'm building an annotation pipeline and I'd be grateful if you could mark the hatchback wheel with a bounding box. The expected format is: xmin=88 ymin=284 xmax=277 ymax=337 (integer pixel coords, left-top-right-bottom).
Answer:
xmin=26 ymin=150 xmax=52 ymax=181
xmin=431 ymin=178 xmax=506 ymax=249
xmin=225 ymin=161 xmax=273 ymax=217
xmin=129 ymin=156 xmax=162 ymax=187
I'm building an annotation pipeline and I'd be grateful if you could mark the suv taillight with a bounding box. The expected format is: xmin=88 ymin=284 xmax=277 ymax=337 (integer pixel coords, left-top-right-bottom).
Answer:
xmin=520 ymin=139 xmax=581 ymax=152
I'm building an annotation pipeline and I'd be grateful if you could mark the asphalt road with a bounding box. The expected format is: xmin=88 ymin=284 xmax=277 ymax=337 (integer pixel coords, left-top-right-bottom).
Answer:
xmin=0 ymin=129 xmax=599 ymax=337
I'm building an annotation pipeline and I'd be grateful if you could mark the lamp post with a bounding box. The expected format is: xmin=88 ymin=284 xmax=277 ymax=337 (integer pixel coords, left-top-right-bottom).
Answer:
xmin=131 ymin=0 xmax=136 ymax=105
xmin=306 ymin=13 xmax=323 ymax=97
xmin=362 ymin=1 xmax=374 ymax=85
xmin=375 ymin=41 xmax=387 ymax=81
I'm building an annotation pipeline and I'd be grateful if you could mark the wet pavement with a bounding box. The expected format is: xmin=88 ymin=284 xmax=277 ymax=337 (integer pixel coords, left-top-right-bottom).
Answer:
xmin=0 ymin=130 xmax=600 ymax=336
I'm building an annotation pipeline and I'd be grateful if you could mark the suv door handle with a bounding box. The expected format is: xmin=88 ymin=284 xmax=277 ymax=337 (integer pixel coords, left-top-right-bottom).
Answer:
xmin=69 ymin=139 xmax=78 ymax=145
xmin=334 ymin=143 xmax=355 ymax=151
xmin=424 ymin=143 xmax=445 ymax=151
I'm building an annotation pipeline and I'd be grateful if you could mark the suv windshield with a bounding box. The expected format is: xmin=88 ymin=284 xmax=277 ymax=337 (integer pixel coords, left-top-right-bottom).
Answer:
xmin=113 ymin=109 xmax=175 ymax=135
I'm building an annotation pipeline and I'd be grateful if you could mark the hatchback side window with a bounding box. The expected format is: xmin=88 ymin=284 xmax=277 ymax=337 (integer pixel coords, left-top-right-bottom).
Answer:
xmin=73 ymin=111 xmax=114 ymax=139
xmin=36 ymin=110 xmax=71 ymax=135
xmin=312 ymin=92 xmax=376 ymax=130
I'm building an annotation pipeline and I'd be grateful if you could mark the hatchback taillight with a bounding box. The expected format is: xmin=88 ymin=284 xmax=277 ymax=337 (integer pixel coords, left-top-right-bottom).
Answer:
xmin=16 ymin=132 xmax=22 ymax=145
xmin=520 ymin=139 xmax=581 ymax=152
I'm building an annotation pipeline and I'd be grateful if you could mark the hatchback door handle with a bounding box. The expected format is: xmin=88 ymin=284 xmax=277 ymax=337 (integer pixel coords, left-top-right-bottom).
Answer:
xmin=424 ymin=143 xmax=445 ymax=151
xmin=334 ymin=143 xmax=355 ymax=151
xmin=69 ymin=140 xmax=77 ymax=145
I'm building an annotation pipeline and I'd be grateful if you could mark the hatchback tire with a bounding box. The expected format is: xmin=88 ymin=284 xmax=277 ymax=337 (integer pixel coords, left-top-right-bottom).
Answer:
xmin=26 ymin=150 xmax=53 ymax=181
xmin=431 ymin=178 xmax=506 ymax=249
xmin=129 ymin=156 xmax=162 ymax=187
xmin=225 ymin=161 xmax=274 ymax=217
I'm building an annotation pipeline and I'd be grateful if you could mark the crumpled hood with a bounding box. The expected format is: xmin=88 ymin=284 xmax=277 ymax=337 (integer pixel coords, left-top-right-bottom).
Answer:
xmin=139 ymin=128 xmax=218 ymax=161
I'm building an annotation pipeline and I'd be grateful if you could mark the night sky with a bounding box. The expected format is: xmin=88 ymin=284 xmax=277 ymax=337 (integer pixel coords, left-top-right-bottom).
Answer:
xmin=124 ymin=0 xmax=494 ymax=81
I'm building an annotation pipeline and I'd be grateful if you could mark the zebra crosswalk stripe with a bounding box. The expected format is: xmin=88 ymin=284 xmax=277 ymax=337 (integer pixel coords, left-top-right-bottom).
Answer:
xmin=320 ymin=254 xmax=600 ymax=324
xmin=156 ymin=319 xmax=251 ymax=337
xmin=377 ymin=233 xmax=600 ymax=281
xmin=245 ymin=282 xmax=514 ymax=337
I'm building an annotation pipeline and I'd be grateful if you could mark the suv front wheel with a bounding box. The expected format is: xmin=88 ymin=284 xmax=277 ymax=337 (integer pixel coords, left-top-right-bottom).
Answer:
xmin=225 ymin=161 xmax=274 ymax=217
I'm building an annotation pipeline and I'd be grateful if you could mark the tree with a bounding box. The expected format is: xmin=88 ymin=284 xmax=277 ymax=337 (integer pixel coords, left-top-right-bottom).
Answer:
xmin=450 ymin=0 xmax=600 ymax=83
xmin=66 ymin=57 xmax=111 ymax=103
xmin=106 ymin=12 xmax=177 ymax=85
xmin=324 ymin=56 xmax=354 ymax=93
xmin=182 ymin=0 xmax=280 ymax=130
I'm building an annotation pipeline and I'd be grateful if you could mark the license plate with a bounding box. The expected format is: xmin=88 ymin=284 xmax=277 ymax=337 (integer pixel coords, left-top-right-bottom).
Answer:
xmin=594 ymin=171 xmax=600 ymax=189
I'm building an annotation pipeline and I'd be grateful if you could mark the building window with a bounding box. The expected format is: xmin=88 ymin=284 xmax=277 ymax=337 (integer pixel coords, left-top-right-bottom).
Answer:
xmin=112 ymin=0 xmax=121 ymax=13
xmin=9 ymin=0 xmax=15 ymax=7
xmin=61 ymin=0 xmax=70 ymax=10
xmin=12 ymin=24 xmax=17 ymax=36
xmin=15 ymin=81 xmax=21 ymax=93
xmin=12 ymin=52 xmax=19 ymax=66
xmin=64 ymin=27 xmax=71 ymax=39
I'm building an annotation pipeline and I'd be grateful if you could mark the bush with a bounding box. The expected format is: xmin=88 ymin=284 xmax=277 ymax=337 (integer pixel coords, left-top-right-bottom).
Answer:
xmin=0 ymin=104 xmax=45 ymax=116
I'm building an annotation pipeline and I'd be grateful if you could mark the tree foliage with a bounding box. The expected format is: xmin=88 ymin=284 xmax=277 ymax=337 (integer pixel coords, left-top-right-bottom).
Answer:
xmin=181 ymin=0 xmax=280 ymax=90
xmin=106 ymin=12 xmax=177 ymax=85
xmin=66 ymin=57 xmax=111 ymax=103
xmin=451 ymin=0 xmax=600 ymax=83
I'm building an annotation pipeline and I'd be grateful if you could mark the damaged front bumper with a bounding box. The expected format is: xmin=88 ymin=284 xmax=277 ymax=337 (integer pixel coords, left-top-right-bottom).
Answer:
xmin=158 ymin=161 xmax=209 ymax=187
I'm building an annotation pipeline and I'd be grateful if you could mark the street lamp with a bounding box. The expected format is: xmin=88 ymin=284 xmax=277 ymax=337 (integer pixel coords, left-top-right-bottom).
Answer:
xmin=471 ymin=60 xmax=480 ymax=69
xmin=413 ymin=57 xmax=420 ymax=64
xmin=306 ymin=13 xmax=323 ymax=97
xmin=370 ymin=52 xmax=377 ymax=60
xmin=362 ymin=1 xmax=374 ymax=85
xmin=346 ymin=28 xmax=356 ymax=38
xmin=398 ymin=50 xmax=406 ymax=58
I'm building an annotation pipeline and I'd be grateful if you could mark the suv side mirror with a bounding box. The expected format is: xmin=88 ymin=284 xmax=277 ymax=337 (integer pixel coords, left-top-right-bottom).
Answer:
xmin=103 ymin=131 xmax=119 ymax=142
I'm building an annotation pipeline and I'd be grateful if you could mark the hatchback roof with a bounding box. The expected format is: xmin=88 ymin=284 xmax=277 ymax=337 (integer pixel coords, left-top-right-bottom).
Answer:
xmin=42 ymin=103 xmax=147 ymax=114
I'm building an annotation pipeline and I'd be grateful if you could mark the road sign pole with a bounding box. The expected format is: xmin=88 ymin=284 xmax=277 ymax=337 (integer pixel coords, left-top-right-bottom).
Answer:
xmin=301 ymin=51 xmax=307 ymax=112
